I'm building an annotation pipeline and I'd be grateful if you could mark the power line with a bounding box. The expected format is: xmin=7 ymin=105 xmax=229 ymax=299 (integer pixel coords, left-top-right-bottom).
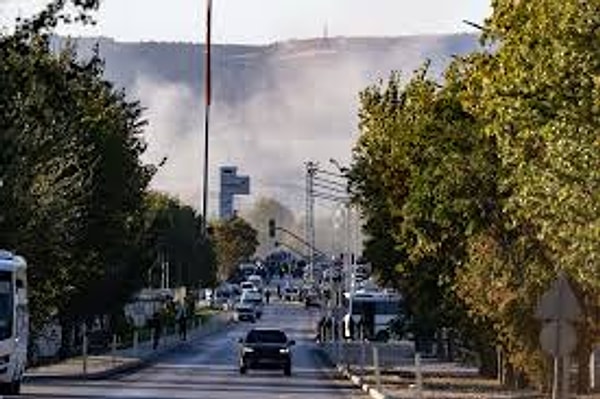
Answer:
xmin=313 ymin=181 xmax=348 ymax=195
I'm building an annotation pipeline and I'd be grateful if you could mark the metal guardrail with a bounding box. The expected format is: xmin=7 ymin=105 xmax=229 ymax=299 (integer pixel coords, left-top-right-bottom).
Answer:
xmin=321 ymin=340 xmax=415 ymax=371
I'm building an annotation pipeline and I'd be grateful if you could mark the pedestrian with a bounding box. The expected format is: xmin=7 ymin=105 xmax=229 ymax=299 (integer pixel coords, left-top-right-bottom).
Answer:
xmin=277 ymin=284 xmax=281 ymax=299
xmin=176 ymin=303 xmax=188 ymax=341
xmin=150 ymin=311 xmax=162 ymax=350
xmin=316 ymin=315 xmax=326 ymax=342
xmin=265 ymin=289 xmax=271 ymax=305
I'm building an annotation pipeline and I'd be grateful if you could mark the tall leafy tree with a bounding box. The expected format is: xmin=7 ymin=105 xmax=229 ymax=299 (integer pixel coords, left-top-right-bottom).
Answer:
xmin=211 ymin=217 xmax=259 ymax=281
xmin=350 ymin=68 xmax=501 ymax=359
xmin=143 ymin=192 xmax=216 ymax=289
xmin=351 ymin=0 xmax=600 ymax=391
xmin=0 ymin=0 xmax=155 ymax=347
xmin=457 ymin=0 xmax=600 ymax=390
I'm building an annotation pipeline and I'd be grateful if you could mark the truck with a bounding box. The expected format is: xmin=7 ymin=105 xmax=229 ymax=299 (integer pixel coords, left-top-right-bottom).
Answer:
xmin=0 ymin=250 xmax=28 ymax=395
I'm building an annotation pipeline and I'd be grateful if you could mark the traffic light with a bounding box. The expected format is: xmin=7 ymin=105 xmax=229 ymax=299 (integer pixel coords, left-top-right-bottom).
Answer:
xmin=268 ymin=219 xmax=276 ymax=238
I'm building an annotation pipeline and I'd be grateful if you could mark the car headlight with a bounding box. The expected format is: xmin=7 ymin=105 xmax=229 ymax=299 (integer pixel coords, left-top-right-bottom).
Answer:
xmin=279 ymin=348 xmax=289 ymax=354
xmin=243 ymin=347 xmax=255 ymax=353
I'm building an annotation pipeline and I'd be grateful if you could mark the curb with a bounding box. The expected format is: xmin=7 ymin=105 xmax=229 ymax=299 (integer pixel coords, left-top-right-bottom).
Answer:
xmin=25 ymin=317 xmax=234 ymax=382
xmin=337 ymin=365 xmax=390 ymax=399
xmin=314 ymin=345 xmax=391 ymax=399
xmin=318 ymin=347 xmax=393 ymax=399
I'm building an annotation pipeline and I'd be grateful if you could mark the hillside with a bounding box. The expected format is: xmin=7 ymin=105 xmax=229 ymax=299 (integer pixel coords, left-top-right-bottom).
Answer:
xmin=52 ymin=34 xmax=481 ymax=222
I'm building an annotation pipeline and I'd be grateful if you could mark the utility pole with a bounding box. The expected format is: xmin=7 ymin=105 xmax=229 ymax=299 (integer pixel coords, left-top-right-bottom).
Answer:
xmin=344 ymin=204 xmax=354 ymax=321
xmin=305 ymin=161 xmax=318 ymax=283
xmin=201 ymin=0 xmax=213 ymax=237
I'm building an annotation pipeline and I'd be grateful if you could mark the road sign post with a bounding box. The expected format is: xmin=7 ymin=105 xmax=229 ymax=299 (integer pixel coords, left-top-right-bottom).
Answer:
xmin=535 ymin=272 xmax=582 ymax=399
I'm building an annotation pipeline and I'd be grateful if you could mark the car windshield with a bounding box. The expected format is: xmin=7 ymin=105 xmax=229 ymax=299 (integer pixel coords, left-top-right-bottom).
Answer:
xmin=245 ymin=330 xmax=287 ymax=344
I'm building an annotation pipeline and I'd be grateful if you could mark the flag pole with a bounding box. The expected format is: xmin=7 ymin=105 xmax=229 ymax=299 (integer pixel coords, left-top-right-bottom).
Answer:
xmin=201 ymin=0 xmax=212 ymax=237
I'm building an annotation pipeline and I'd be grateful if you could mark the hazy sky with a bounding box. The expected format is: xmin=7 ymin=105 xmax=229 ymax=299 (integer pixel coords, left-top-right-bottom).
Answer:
xmin=1 ymin=0 xmax=492 ymax=43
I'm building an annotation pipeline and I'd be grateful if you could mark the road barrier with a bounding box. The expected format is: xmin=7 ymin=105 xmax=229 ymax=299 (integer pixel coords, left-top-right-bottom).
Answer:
xmin=320 ymin=340 xmax=415 ymax=371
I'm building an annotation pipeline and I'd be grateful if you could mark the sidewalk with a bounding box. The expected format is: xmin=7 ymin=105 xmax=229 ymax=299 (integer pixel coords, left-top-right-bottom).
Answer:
xmin=25 ymin=312 xmax=232 ymax=381
xmin=318 ymin=342 xmax=545 ymax=399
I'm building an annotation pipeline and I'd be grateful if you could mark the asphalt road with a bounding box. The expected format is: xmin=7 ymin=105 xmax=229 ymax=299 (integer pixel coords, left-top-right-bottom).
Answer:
xmin=20 ymin=299 xmax=365 ymax=399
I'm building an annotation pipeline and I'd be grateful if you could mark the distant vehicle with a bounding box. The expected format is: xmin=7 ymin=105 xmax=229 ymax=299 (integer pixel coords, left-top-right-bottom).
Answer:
xmin=282 ymin=285 xmax=300 ymax=302
xmin=247 ymin=275 xmax=263 ymax=292
xmin=342 ymin=291 xmax=403 ymax=342
xmin=240 ymin=290 xmax=264 ymax=319
xmin=240 ymin=281 xmax=256 ymax=292
xmin=0 ymin=251 xmax=28 ymax=395
xmin=239 ymin=263 xmax=257 ymax=278
xmin=234 ymin=303 xmax=256 ymax=323
xmin=304 ymin=291 xmax=321 ymax=308
xmin=229 ymin=284 xmax=242 ymax=297
xmin=238 ymin=329 xmax=295 ymax=376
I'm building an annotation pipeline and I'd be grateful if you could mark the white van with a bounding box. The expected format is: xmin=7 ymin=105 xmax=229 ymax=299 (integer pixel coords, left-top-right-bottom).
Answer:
xmin=247 ymin=275 xmax=263 ymax=292
xmin=0 ymin=250 xmax=28 ymax=395
xmin=240 ymin=281 xmax=256 ymax=293
xmin=240 ymin=290 xmax=264 ymax=319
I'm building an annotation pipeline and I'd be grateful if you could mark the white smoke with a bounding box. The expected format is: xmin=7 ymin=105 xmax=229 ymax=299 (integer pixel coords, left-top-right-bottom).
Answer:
xmin=130 ymin=36 xmax=479 ymax=244
xmin=134 ymin=48 xmax=371 ymax=219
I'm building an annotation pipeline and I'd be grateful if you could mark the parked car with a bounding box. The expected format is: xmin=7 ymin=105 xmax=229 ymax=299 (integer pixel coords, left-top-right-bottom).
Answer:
xmin=238 ymin=328 xmax=295 ymax=376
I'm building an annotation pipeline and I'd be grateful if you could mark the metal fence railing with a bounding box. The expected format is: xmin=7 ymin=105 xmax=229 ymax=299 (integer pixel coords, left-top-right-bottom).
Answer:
xmin=320 ymin=340 xmax=415 ymax=371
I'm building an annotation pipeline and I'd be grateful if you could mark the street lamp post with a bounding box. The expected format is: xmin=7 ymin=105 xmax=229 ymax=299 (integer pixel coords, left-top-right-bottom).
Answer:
xmin=328 ymin=159 xmax=358 ymax=340
xmin=332 ymin=206 xmax=343 ymax=308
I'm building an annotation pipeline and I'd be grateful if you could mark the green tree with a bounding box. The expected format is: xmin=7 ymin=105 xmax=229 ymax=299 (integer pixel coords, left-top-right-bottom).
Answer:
xmin=456 ymin=0 xmax=600 ymax=390
xmin=143 ymin=192 xmax=216 ymax=289
xmin=351 ymin=0 xmax=600 ymax=391
xmin=350 ymin=69 xmax=500 ymax=362
xmin=0 ymin=1 xmax=156 ymax=352
xmin=212 ymin=217 xmax=259 ymax=281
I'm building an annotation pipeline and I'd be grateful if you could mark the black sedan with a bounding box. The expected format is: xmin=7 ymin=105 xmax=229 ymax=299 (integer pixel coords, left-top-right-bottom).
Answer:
xmin=238 ymin=329 xmax=295 ymax=375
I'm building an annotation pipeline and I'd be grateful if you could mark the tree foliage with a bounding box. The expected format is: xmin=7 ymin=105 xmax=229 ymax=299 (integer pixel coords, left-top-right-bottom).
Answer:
xmin=0 ymin=1 xmax=155 ymax=335
xmin=350 ymin=0 xmax=600 ymax=391
xmin=143 ymin=192 xmax=216 ymax=289
xmin=350 ymin=69 xmax=499 ymax=355
xmin=211 ymin=217 xmax=259 ymax=281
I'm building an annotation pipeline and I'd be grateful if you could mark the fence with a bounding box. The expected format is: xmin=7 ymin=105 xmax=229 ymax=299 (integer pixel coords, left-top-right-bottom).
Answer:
xmin=30 ymin=311 xmax=230 ymax=368
xmin=321 ymin=340 xmax=415 ymax=372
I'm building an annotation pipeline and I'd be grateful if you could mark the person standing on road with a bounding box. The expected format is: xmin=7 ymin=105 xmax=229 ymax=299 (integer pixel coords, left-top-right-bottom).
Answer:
xmin=265 ymin=289 xmax=271 ymax=305
xmin=150 ymin=311 xmax=162 ymax=350
xmin=176 ymin=303 xmax=188 ymax=341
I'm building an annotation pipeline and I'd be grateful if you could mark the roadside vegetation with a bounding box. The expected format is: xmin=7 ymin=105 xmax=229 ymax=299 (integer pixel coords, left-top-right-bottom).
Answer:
xmin=0 ymin=1 xmax=225 ymax=357
xmin=350 ymin=0 xmax=600 ymax=392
